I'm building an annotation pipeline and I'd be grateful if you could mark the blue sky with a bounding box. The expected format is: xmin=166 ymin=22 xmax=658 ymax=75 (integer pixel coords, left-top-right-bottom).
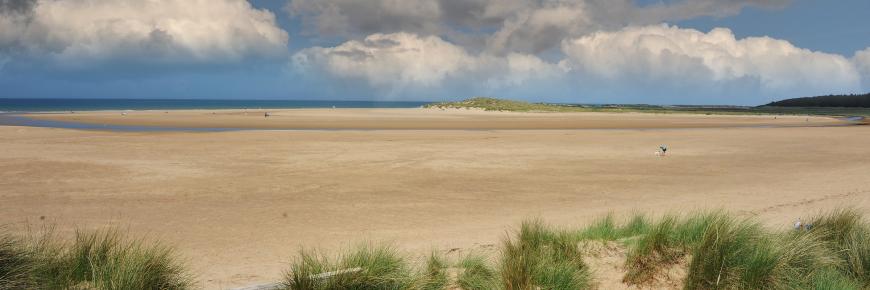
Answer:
xmin=0 ymin=0 xmax=868 ymax=105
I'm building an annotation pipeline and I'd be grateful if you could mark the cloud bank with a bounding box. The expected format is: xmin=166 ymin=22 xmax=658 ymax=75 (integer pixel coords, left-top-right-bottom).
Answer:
xmin=294 ymin=24 xmax=865 ymax=102
xmin=288 ymin=0 xmax=791 ymax=54
xmin=560 ymin=25 xmax=861 ymax=94
xmin=287 ymin=0 xmax=868 ymax=103
xmin=0 ymin=0 xmax=288 ymax=69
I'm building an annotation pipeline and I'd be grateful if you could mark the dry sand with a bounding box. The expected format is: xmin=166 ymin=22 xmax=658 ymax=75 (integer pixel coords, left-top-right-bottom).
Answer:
xmin=2 ymin=109 xmax=869 ymax=289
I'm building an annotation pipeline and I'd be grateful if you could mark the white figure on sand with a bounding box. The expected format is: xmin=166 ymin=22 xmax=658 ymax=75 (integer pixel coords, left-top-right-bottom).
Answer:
xmin=794 ymin=218 xmax=813 ymax=231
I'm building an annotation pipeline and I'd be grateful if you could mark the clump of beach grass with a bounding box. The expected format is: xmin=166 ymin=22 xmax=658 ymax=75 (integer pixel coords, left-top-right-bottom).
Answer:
xmin=811 ymin=268 xmax=863 ymax=290
xmin=617 ymin=211 xmax=727 ymax=285
xmin=809 ymin=208 xmax=870 ymax=285
xmin=623 ymin=215 xmax=683 ymax=284
xmin=499 ymin=219 xmax=591 ymax=290
xmin=284 ymin=244 xmax=418 ymax=290
xmin=417 ymin=252 xmax=449 ymax=290
xmin=1 ymin=230 xmax=33 ymax=289
xmin=64 ymin=230 xmax=192 ymax=290
xmin=577 ymin=213 xmax=650 ymax=242
xmin=683 ymin=215 xmax=838 ymax=289
xmin=456 ymin=253 xmax=496 ymax=290
xmin=0 ymin=228 xmax=192 ymax=290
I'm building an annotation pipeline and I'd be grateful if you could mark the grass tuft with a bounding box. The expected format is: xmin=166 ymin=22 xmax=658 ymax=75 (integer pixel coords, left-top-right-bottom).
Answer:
xmin=456 ymin=253 xmax=496 ymax=290
xmin=810 ymin=208 xmax=870 ymax=285
xmin=1 ymin=228 xmax=192 ymax=290
xmin=577 ymin=213 xmax=650 ymax=242
xmin=284 ymin=243 xmax=416 ymax=290
xmin=623 ymin=215 xmax=682 ymax=284
xmin=500 ymin=219 xmax=591 ymax=290
xmin=683 ymin=215 xmax=839 ymax=289
xmin=418 ymin=252 xmax=448 ymax=290
xmin=811 ymin=268 xmax=862 ymax=290
xmin=0 ymin=229 xmax=33 ymax=289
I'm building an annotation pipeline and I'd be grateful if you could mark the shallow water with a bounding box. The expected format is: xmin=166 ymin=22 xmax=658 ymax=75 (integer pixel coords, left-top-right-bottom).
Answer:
xmin=0 ymin=114 xmax=237 ymax=132
xmin=0 ymin=98 xmax=430 ymax=112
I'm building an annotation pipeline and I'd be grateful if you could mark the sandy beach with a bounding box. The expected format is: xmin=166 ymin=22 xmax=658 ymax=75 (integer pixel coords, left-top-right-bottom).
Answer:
xmin=2 ymin=109 xmax=869 ymax=288
xmin=21 ymin=108 xmax=848 ymax=130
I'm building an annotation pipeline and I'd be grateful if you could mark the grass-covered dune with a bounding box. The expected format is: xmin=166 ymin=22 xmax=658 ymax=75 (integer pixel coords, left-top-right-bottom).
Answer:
xmin=283 ymin=209 xmax=870 ymax=290
xmin=4 ymin=208 xmax=869 ymax=289
xmin=426 ymin=97 xmax=870 ymax=117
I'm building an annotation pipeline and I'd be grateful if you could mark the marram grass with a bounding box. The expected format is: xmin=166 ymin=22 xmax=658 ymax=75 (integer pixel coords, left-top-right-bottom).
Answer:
xmin=456 ymin=253 xmax=496 ymax=290
xmin=0 ymin=228 xmax=192 ymax=290
xmin=499 ymin=219 xmax=591 ymax=290
xmin=7 ymin=208 xmax=866 ymax=290
xmin=0 ymin=230 xmax=33 ymax=290
xmin=284 ymin=244 xmax=418 ymax=290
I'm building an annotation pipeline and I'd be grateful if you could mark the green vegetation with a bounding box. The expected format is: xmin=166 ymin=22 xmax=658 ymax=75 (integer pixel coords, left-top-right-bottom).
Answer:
xmin=606 ymin=209 xmax=870 ymax=289
xmin=499 ymin=220 xmax=591 ymax=290
xmin=810 ymin=209 xmax=870 ymax=284
xmin=1 ymin=231 xmax=32 ymax=289
xmin=0 ymin=228 xmax=192 ymax=290
xmin=576 ymin=213 xmax=650 ymax=241
xmin=281 ymin=208 xmax=870 ymax=290
xmin=284 ymin=220 xmax=592 ymax=290
xmin=420 ymin=252 xmax=449 ymax=290
xmin=425 ymin=97 xmax=579 ymax=112
xmin=766 ymin=93 xmax=870 ymax=108
xmin=284 ymin=244 xmax=419 ymax=290
xmin=5 ymin=208 xmax=869 ymax=290
xmin=426 ymin=97 xmax=870 ymax=117
xmin=456 ymin=254 xmax=496 ymax=290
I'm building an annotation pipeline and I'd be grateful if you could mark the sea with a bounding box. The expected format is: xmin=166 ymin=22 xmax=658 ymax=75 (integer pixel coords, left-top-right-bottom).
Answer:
xmin=0 ymin=98 xmax=431 ymax=112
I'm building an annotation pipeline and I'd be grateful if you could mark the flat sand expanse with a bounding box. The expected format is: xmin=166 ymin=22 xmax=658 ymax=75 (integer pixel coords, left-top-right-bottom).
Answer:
xmin=23 ymin=108 xmax=847 ymax=129
xmin=2 ymin=109 xmax=869 ymax=289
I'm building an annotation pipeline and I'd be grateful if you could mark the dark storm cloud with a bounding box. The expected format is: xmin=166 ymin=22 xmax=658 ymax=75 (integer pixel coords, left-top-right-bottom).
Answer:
xmin=0 ymin=0 xmax=36 ymax=15
xmin=286 ymin=0 xmax=793 ymax=54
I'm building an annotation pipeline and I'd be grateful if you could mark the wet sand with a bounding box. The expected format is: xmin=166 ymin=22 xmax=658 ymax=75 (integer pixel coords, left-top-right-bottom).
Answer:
xmin=2 ymin=109 xmax=869 ymax=289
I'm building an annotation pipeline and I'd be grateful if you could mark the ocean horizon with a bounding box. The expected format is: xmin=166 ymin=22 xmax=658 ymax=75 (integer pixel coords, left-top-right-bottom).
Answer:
xmin=0 ymin=98 xmax=433 ymax=112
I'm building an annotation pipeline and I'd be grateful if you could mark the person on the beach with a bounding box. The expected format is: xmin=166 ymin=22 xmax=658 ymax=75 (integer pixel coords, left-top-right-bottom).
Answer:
xmin=660 ymin=145 xmax=668 ymax=156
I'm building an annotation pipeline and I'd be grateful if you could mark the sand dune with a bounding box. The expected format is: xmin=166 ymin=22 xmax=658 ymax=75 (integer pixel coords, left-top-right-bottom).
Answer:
xmin=2 ymin=109 xmax=869 ymax=289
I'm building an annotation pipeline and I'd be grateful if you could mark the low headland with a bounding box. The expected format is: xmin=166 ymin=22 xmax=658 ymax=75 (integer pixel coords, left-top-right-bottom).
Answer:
xmin=765 ymin=93 xmax=870 ymax=108
xmin=426 ymin=97 xmax=870 ymax=117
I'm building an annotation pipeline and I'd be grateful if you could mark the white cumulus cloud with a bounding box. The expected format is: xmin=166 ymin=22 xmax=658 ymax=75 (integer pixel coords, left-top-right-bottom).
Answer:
xmin=855 ymin=47 xmax=870 ymax=88
xmin=295 ymin=25 xmax=865 ymax=102
xmin=0 ymin=0 xmax=288 ymax=68
xmin=292 ymin=32 xmax=558 ymax=94
xmin=560 ymin=24 xmax=861 ymax=95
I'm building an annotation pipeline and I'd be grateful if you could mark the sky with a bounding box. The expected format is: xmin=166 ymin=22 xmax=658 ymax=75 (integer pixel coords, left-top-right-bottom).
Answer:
xmin=1 ymin=0 xmax=869 ymax=105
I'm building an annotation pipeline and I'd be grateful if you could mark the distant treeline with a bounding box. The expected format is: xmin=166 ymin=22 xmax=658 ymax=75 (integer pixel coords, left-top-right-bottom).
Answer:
xmin=766 ymin=93 xmax=870 ymax=108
